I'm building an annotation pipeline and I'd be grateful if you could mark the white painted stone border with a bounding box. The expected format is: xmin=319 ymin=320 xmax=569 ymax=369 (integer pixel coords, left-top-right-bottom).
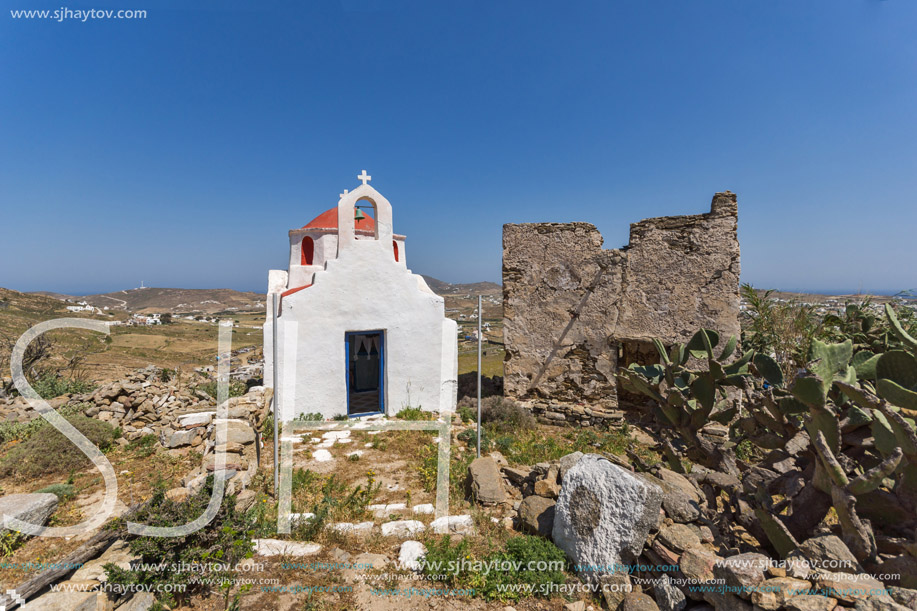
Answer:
xmin=277 ymin=416 xmax=452 ymax=534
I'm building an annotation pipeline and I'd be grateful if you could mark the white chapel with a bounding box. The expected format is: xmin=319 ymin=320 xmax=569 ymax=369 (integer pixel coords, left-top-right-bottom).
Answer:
xmin=263 ymin=171 xmax=458 ymax=420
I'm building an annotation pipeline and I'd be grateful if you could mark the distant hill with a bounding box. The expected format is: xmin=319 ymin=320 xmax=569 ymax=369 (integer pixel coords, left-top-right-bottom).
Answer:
xmin=421 ymin=276 xmax=501 ymax=295
xmin=22 ymin=278 xmax=500 ymax=315
xmin=0 ymin=287 xmax=76 ymax=336
xmin=28 ymin=287 xmax=265 ymax=315
xmin=31 ymin=291 xmax=74 ymax=301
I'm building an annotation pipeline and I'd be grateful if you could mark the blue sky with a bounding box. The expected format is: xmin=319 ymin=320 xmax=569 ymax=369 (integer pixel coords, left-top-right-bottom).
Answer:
xmin=1 ymin=0 xmax=915 ymax=295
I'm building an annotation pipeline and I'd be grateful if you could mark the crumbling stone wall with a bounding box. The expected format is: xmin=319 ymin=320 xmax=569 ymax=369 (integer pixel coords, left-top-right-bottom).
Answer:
xmin=502 ymin=192 xmax=740 ymax=422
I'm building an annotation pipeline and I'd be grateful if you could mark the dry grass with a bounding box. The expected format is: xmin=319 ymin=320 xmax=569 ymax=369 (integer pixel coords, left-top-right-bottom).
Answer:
xmin=458 ymin=349 xmax=504 ymax=377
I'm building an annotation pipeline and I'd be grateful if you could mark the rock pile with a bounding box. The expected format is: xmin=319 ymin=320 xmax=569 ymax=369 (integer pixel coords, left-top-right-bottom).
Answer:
xmin=469 ymin=450 xmax=917 ymax=611
xmin=1 ymin=366 xmax=266 ymax=498
xmin=1 ymin=366 xmax=265 ymax=451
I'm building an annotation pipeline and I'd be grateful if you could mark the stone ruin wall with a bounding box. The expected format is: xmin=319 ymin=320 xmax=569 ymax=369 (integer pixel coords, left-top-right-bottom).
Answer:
xmin=502 ymin=191 xmax=741 ymax=425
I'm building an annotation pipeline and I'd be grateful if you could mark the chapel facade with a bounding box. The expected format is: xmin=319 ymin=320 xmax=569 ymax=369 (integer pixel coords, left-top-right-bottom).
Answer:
xmin=264 ymin=172 xmax=458 ymax=420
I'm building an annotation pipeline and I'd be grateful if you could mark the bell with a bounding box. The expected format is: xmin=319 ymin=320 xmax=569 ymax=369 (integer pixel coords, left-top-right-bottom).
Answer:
xmin=354 ymin=208 xmax=366 ymax=221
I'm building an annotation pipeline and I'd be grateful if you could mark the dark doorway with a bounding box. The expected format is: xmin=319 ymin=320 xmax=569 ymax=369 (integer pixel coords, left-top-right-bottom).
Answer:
xmin=345 ymin=331 xmax=384 ymax=416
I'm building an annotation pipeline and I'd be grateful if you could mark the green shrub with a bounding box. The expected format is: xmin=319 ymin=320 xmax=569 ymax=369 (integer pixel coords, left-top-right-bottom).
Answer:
xmin=0 ymin=404 xmax=83 ymax=444
xmin=193 ymin=380 xmax=247 ymax=399
xmin=294 ymin=412 xmax=323 ymax=421
xmin=290 ymin=473 xmax=381 ymax=541
xmin=488 ymin=536 xmax=568 ymax=598
xmin=740 ymin=283 xmax=822 ymax=380
xmin=36 ymin=483 xmax=75 ymax=500
xmin=291 ymin=467 xmax=320 ymax=492
xmin=481 ymin=397 xmax=535 ymax=433
xmin=105 ymin=477 xmax=255 ymax=608
xmin=417 ymin=442 xmax=473 ymax=507
xmin=422 ymin=535 xmax=568 ymax=601
xmin=0 ymin=414 xmax=120 ymax=479
xmin=30 ymin=374 xmax=94 ymax=399
xmin=396 ymin=406 xmax=432 ymax=420
xmin=457 ymin=406 xmax=475 ymax=423
xmin=457 ymin=428 xmax=491 ymax=453
xmin=0 ymin=531 xmax=26 ymax=558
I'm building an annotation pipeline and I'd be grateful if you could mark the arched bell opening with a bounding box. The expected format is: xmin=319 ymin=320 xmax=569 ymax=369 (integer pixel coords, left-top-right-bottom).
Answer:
xmin=353 ymin=196 xmax=378 ymax=240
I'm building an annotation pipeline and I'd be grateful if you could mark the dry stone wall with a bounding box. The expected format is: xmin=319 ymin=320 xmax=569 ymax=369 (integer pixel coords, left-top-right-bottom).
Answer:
xmin=503 ymin=191 xmax=740 ymax=421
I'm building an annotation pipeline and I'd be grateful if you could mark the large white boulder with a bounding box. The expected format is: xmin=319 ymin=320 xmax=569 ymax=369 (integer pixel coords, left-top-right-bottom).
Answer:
xmin=552 ymin=454 xmax=662 ymax=578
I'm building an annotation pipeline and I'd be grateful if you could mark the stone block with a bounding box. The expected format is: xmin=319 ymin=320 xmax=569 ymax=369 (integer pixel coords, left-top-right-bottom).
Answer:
xmin=467 ymin=457 xmax=506 ymax=504
xmin=0 ymin=493 xmax=58 ymax=530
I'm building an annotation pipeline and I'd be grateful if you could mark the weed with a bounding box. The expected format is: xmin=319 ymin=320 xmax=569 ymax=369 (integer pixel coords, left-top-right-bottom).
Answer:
xmin=292 ymin=467 xmax=320 ymax=492
xmin=735 ymin=438 xmax=757 ymax=462
xmin=30 ymin=374 xmax=95 ymax=400
xmin=417 ymin=441 xmax=473 ymax=506
xmin=422 ymin=535 xmax=568 ymax=601
xmin=285 ymin=471 xmax=382 ymax=542
xmin=483 ymin=425 xmax=654 ymax=467
xmin=395 ymin=406 xmax=432 ymax=420
xmin=261 ymin=414 xmax=274 ymax=441
xmin=0 ymin=403 xmax=84 ymax=444
xmin=457 ymin=428 xmax=491 ymax=453
xmin=0 ymin=531 xmax=25 ymax=558
xmin=193 ymin=379 xmax=247 ymax=399
xmin=36 ymin=483 xmax=75 ymax=500
xmin=105 ymin=477 xmax=255 ymax=608
xmin=457 ymin=405 xmax=475 ymax=423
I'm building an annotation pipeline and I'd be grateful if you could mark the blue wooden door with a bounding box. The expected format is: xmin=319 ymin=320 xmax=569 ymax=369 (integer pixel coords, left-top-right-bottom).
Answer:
xmin=345 ymin=331 xmax=384 ymax=416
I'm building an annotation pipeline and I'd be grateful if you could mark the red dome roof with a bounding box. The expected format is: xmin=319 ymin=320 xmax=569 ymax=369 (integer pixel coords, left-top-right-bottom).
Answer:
xmin=302 ymin=207 xmax=376 ymax=232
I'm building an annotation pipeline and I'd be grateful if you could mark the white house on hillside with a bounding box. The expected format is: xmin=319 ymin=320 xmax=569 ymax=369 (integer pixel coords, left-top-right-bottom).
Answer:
xmin=263 ymin=172 xmax=458 ymax=420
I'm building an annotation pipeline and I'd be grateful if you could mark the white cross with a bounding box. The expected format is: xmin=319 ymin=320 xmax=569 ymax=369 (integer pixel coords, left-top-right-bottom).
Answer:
xmin=339 ymin=189 xmax=349 ymax=199
xmin=357 ymin=170 xmax=371 ymax=185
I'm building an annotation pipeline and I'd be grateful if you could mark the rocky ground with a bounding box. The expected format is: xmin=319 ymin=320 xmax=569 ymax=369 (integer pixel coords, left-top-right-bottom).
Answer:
xmin=0 ymin=365 xmax=915 ymax=610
